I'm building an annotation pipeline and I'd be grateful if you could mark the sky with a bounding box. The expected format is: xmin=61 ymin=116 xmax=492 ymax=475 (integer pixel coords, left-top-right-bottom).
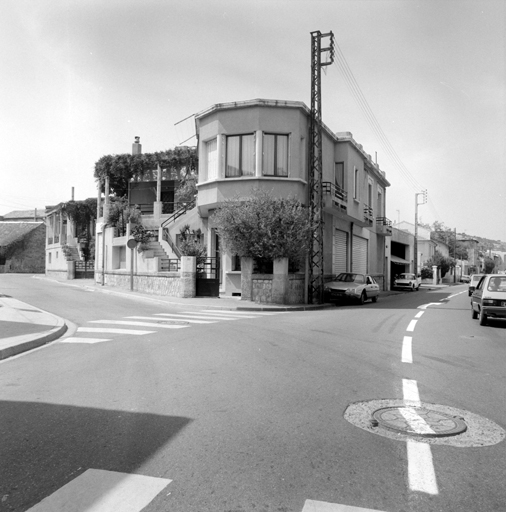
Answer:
xmin=1 ymin=0 xmax=505 ymax=241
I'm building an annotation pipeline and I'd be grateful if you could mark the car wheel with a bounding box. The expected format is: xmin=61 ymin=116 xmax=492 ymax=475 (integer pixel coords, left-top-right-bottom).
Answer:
xmin=359 ymin=292 xmax=366 ymax=305
xmin=372 ymin=295 xmax=378 ymax=303
xmin=416 ymin=285 xmax=420 ymax=291
xmin=471 ymin=307 xmax=478 ymax=319
xmin=479 ymin=308 xmax=487 ymax=326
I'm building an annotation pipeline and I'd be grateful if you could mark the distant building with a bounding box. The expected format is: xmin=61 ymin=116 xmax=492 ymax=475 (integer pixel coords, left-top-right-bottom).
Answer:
xmin=0 ymin=221 xmax=46 ymax=273
xmin=0 ymin=209 xmax=45 ymax=222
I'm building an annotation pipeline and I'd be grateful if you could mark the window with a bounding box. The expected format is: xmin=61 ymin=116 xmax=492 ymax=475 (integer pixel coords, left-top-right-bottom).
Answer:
xmin=206 ymin=138 xmax=218 ymax=180
xmin=368 ymin=179 xmax=373 ymax=207
xmin=263 ymin=134 xmax=288 ymax=176
xmin=377 ymin=187 xmax=383 ymax=216
xmin=335 ymin=162 xmax=344 ymax=190
xmin=226 ymin=134 xmax=255 ymax=177
xmin=354 ymin=168 xmax=360 ymax=200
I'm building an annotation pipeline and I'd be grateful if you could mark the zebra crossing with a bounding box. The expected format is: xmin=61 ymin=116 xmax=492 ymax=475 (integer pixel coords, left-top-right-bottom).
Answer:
xmin=60 ymin=310 xmax=285 ymax=344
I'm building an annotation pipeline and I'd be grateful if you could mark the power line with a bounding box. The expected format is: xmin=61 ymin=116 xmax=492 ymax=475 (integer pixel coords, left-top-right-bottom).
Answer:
xmin=331 ymin=41 xmax=425 ymax=192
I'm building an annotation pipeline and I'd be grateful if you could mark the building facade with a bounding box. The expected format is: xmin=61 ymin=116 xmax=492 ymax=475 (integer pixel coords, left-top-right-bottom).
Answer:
xmin=195 ymin=99 xmax=392 ymax=296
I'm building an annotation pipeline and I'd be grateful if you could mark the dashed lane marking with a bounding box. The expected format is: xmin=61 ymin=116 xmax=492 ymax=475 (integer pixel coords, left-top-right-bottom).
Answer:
xmin=88 ymin=320 xmax=188 ymax=329
xmin=26 ymin=468 xmax=171 ymax=512
xmin=406 ymin=319 xmax=417 ymax=332
xmin=401 ymin=336 xmax=413 ymax=363
xmin=418 ymin=303 xmax=443 ymax=310
xmin=302 ymin=500 xmax=386 ymax=511
xmin=414 ymin=311 xmax=424 ymax=318
xmin=402 ymin=379 xmax=438 ymax=495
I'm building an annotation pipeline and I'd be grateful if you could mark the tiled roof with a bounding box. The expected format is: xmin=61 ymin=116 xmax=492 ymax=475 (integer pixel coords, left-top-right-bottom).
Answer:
xmin=2 ymin=209 xmax=45 ymax=220
xmin=0 ymin=222 xmax=44 ymax=247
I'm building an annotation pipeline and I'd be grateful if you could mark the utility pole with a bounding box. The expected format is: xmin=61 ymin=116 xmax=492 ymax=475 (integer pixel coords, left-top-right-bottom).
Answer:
xmin=414 ymin=189 xmax=427 ymax=275
xmin=308 ymin=30 xmax=334 ymax=304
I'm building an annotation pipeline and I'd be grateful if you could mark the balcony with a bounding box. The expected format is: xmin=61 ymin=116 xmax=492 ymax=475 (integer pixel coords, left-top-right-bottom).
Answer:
xmin=376 ymin=216 xmax=393 ymax=236
xmin=322 ymin=182 xmax=347 ymax=212
xmin=364 ymin=205 xmax=374 ymax=224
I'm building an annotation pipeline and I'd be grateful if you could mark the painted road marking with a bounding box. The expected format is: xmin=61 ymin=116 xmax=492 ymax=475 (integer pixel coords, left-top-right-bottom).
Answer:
xmin=126 ymin=315 xmax=217 ymax=324
xmin=155 ymin=313 xmax=241 ymax=321
xmin=401 ymin=336 xmax=413 ymax=363
xmin=399 ymin=408 xmax=435 ymax=435
xmin=77 ymin=327 xmax=155 ymax=335
xmin=26 ymin=468 xmax=170 ymax=511
xmin=402 ymin=378 xmax=421 ymax=405
xmin=88 ymin=320 xmax=188 ymax=329
xmin=402 ymin=379 xmax=438 ymax=495
xmin=406 ymin=319 xmax=417 ymax=332
xmin=406 ymin=440 xmax=439 ymax=495
xmin=302 ymin=500 xmax=386 ymax=511
xmin=197 ymin=310 xmax=284 ymax=316
xmin=60 ymin=337 xmax=111 ymax=344
xmin=415 ymin=311 xmax=424 ymax=319
xmin=418 ymin=303 xmax=443 ymax=310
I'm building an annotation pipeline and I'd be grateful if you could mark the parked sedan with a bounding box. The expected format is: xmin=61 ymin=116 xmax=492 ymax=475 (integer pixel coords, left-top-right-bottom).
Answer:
xmin=468 ymin=274 xmax=484 ymax=296
xmin=324 ymin=273 xmax=380 ymax=304
xmin=471 ymin=274 xmax=506 ymax=325
xmin=393 ymin=273 xmax=420 ymax=291
xmin=460 ymin=275 xmax=471 ymax=283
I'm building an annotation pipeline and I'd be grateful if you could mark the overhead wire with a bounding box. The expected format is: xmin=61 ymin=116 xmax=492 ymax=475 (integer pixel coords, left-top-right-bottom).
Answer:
xmin=331 ymin=41 xmax=425 ymax=193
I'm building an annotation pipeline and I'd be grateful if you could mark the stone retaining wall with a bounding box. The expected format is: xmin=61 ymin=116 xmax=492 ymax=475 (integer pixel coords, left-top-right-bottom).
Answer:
xmin=251 ymin=273 xmax=305 ymax=304
xmin=100 ymin=271 xmax=183 ymax=296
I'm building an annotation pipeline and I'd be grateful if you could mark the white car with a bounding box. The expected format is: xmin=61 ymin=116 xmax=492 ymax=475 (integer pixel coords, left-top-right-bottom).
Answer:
xmin=393 ymin=273 xmax=420 ymax=291
xmin=324 ymin=273 xmax=380 ymax=304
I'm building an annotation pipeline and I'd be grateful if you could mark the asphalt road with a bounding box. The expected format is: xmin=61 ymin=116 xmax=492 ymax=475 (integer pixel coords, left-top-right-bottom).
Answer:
xmin=0 ymin=275 xmax=505 ymax=512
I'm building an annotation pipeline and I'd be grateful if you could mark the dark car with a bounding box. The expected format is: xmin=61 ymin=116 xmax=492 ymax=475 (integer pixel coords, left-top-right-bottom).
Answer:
xmin=471 ymin=274 xmax=506 ymax=325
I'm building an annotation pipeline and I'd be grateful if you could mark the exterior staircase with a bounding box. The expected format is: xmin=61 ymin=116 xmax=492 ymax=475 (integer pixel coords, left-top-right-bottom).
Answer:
xmin=146 ymin=241 xmax=179 ymax=272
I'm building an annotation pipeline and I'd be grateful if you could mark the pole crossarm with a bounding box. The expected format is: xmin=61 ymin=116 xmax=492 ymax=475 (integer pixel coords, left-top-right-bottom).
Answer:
xmin=308 ymin=30 xmax=334 ymax=304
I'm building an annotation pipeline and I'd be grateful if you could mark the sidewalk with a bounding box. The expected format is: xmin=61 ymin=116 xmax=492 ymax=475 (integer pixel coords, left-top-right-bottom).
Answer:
xmin=0 ymin=295 xmax=67 ymax=361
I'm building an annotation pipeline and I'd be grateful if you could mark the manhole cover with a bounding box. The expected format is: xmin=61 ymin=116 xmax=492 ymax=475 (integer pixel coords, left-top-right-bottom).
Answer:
xmin=372 ymin=406 xmax=467 ymax=438
xmin=344 ymin=399 xmax=505 ymax=447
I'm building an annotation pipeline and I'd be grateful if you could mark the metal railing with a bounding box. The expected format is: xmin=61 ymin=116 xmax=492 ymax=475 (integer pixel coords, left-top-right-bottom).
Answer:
xmin=376 ymin=217 xmax=392 ymax=227
xmin=364 ymin=205 xmax=374 ymax=222
xmin=322 ymin=182 xmax=348 ymax=203
xmin=161 ymin=201 xmax=196 ymax=227
xmin=162 ymin=228 xmax=182 ymax=259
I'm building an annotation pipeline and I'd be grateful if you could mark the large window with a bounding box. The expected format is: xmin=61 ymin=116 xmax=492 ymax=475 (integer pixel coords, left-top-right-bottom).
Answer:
xmin=354 ymin=167 xmax=360 ymax=200
xmin=226 ymin=134 xmax=255 ymax=177
xmin=263 ymin=134 xmax=288 ymax=176
xmin=206 ymin=138 xmax=218 ymax=180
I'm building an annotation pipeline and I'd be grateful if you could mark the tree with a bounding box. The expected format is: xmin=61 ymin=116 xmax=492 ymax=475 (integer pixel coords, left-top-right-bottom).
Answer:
xmin=210 ymin=189 xmax=313 ymax=270
xmin=424 ymin=250 xmax=455 ymax=278
xmin=105 ymin=197 xmax=141 ymax=236
xmin=483 ymin=256 xmax=496 ymax=274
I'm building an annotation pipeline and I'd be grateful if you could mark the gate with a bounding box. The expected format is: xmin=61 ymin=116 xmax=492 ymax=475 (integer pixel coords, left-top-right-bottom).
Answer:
xmin=75 ymin=261 xmax=95 ymax=279
xmin=196 ymin=257 xmax=220 ymax=297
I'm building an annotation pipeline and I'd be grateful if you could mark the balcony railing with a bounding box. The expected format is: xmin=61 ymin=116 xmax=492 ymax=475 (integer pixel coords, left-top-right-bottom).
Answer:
xmin=364 ymin=205 xmax=374 ymax=223
xmin=322 ymin=182 xmax=347 ymax=210
xmin=376 ymin=216 xmax=393 ymax=236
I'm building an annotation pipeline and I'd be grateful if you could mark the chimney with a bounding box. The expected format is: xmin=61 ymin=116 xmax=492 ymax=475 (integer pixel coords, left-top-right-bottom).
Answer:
xmin=71 ymin=187 xmax=75 ymax=201
xmin=132 ymin=136 xmax=142 ymax=155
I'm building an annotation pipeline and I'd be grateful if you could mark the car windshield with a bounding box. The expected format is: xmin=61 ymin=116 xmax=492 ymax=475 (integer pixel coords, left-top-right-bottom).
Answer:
xmin=399 ymin=274 xmax=415 ymax=279
xmin=487 ymin=277 xmax=506 ymax=292
xmin=335 ymin=273 xmax=365 ymax=284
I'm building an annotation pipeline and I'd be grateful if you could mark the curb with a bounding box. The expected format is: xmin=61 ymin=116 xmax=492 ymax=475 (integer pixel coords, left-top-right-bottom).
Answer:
xmin=0 ymin=315 xmax=68 ymax=361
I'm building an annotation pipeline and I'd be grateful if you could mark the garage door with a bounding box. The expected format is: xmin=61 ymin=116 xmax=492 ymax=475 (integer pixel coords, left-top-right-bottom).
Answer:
xmin=352 ymin=235 xmax=368 ymax=274
xmin=333 ymin=229 xmax=348 ymax=274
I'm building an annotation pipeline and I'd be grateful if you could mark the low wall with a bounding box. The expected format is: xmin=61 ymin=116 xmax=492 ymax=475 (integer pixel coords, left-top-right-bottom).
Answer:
xmin=252 ymin=273 xmax=305 ymax=304
xmin=46 ymin=269 xmax=69 ymax=280
xmin=99 ymin=270 xmax=183 ymax=297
